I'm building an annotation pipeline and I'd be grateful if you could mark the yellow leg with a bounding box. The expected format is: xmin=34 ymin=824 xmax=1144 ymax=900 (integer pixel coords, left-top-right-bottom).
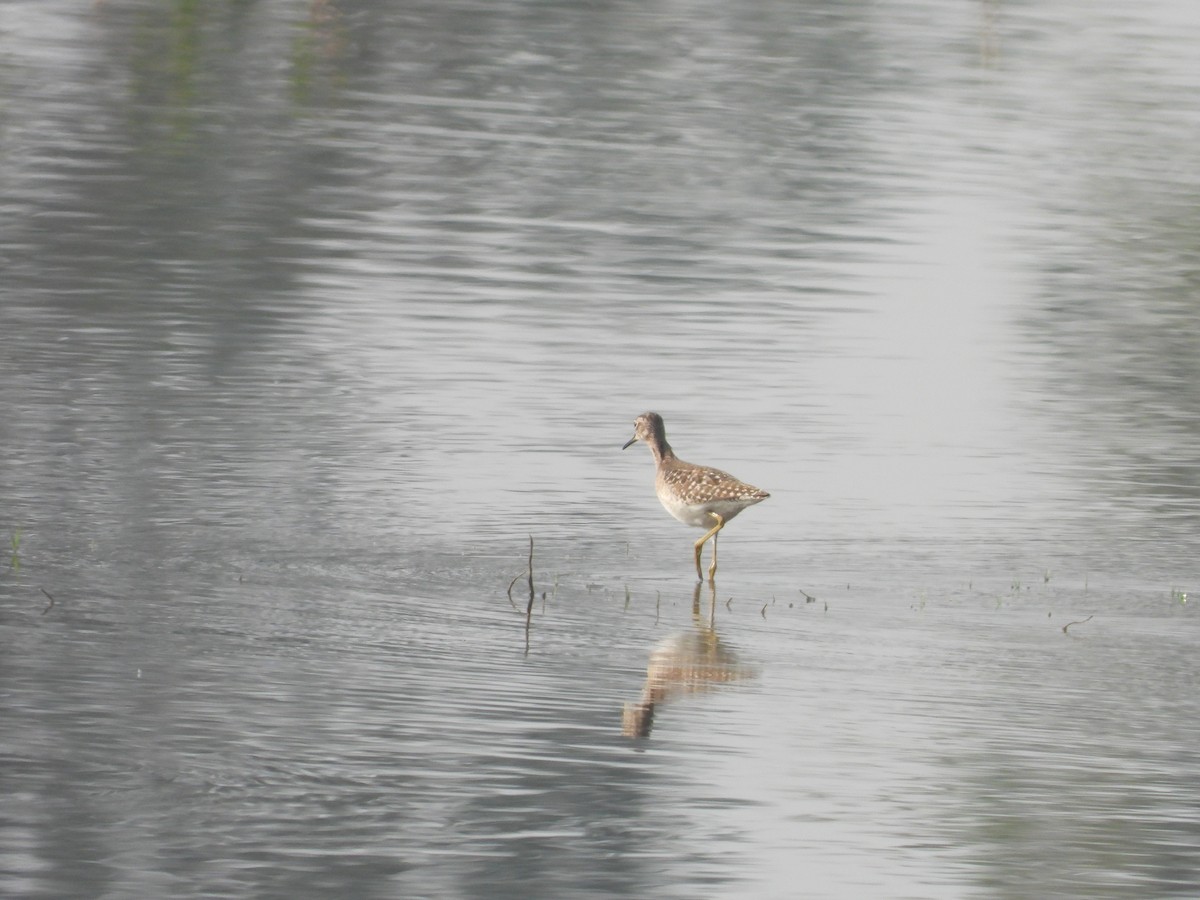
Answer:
xmin=693 ymin=512 xmax=725 ymax=581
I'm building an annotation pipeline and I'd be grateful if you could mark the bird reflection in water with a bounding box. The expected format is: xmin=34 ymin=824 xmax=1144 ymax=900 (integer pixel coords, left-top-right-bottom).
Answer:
xmin=622 ymin=582 xmax=757 ymax=738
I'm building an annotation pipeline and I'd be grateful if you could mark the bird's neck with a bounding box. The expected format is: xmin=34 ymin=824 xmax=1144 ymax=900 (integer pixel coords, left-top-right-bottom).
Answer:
xmin=649 ymin=436 xmax=676 ymax=464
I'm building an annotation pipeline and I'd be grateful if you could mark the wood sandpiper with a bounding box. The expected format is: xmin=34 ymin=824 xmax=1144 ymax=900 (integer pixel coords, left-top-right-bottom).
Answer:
xmin=623 ymin=412 xmax=769 ymax=581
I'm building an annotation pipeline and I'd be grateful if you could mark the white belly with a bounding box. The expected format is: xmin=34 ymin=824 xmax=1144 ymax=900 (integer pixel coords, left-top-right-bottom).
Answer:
xmin=657 ymin=493 xmax=751 ymax=528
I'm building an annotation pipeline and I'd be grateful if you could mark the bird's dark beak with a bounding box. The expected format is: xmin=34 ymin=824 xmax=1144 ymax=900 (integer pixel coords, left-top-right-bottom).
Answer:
xmin=622 ymin=434 xmax=638 ymax=450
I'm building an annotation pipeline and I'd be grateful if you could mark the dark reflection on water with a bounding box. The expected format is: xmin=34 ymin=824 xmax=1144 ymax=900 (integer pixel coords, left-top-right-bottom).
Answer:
xmin=3 ymin=0 xmax=1200 ymax=897
xmin=623 ymin=582 xmax=757 ymax=738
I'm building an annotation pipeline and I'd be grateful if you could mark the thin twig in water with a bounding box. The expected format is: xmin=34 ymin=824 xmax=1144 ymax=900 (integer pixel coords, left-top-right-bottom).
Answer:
xmin=506 ymin=572 xmax=522 ymax=608
xmin=40 ymin=588 xmax=55 ymax=615
xmin=1061 ymin=615 xmax=1093 ymax=634
xmin=524 ymin=535 xmax=536 ymax=656
xmin=526 ymin=535 xmax=534 ymax=600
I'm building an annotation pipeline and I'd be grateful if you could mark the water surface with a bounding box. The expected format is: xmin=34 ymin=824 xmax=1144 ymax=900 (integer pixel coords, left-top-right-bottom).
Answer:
xmin=2 ymin=1 xmax=1199 ymax=897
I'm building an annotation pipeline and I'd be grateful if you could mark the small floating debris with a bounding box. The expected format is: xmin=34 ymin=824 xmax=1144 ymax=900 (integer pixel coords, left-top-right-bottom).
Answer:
xmin=1061 ymin=615 xmax=1093 ymax=635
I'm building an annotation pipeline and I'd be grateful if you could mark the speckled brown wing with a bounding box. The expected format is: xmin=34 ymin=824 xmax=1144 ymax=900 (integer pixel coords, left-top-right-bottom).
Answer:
xmin=658 ymin=460 xmax=769 ymax=505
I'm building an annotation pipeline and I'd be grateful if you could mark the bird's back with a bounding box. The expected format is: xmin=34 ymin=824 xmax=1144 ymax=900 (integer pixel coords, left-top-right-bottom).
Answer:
xmin=655 ymin=456 xmax=769 ymax=527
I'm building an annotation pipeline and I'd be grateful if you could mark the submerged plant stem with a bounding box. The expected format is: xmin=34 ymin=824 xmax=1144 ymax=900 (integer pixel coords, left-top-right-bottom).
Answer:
xmin=1061 ymin=615 xmax=1093 ymax=634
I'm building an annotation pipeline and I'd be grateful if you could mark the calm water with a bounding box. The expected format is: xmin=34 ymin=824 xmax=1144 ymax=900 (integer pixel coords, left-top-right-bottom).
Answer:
xmin=2 ymin=1 xmax=1199 ymax=897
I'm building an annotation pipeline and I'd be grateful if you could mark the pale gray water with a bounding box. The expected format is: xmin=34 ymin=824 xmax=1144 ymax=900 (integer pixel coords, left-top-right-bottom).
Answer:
xmin=2 ymin=1 xmax=1199 ymax=898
